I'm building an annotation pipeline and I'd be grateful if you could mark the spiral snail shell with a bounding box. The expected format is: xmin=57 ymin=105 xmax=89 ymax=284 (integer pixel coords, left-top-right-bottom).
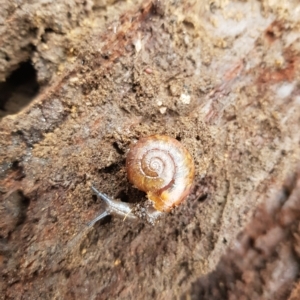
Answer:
xmin=126 ymin=135 xmax=195 ymax=212
xmin=87 ymin=135 xmax=195 ymax=227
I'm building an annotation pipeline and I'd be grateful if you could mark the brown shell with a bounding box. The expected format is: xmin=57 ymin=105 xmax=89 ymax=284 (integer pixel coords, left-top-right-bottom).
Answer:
xmin=126 ymin=135 xmax=195 ymax=212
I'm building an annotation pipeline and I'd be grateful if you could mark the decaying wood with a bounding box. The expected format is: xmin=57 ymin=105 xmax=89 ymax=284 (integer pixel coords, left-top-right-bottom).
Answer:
xmin=1 ymin=0 xmax=300 ymax=299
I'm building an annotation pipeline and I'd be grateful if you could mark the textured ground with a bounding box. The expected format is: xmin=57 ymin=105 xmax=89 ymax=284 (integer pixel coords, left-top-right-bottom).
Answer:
xmin=185 ymin=167 xmax=300 ymax=299
xmin=1 ymin=0 xmax=300 ymax=299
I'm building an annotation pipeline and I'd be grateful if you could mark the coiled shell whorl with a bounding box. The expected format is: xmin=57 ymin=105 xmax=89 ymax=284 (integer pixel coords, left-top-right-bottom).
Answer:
xmin=126 ymin=135 xmax=195 ymax=212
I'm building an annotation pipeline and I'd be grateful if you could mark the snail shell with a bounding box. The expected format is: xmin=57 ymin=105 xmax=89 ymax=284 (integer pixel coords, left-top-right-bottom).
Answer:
xmin=126 ymin=135 xmax=195 ymax=212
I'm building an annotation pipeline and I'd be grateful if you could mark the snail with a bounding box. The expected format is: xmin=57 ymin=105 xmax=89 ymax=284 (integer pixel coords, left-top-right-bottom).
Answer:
xmin=88 ymin=135 xmax=195 ymax=226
